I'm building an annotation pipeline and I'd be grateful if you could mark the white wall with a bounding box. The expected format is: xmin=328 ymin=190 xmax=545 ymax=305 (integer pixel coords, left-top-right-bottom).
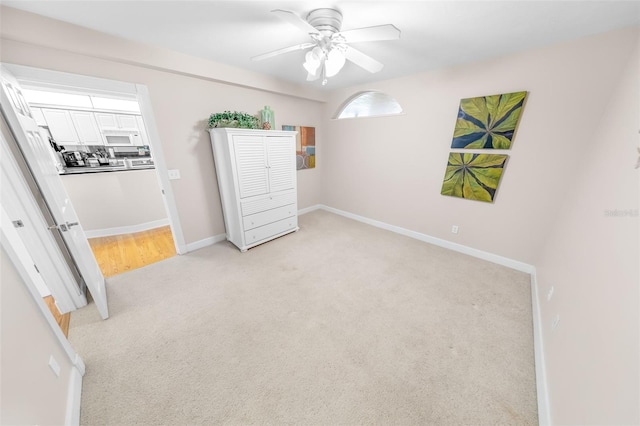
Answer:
xmin=0 ymin=6 xmax=326 ymax=246
xmin=3 ymin=5 xmax=638 ymax=424
xmin=322 ymin=26 xmax=639 ymax=424
xmin=0 ymin=246 xmax=76 ymax=425
xmin=60 ymin=169 xmax=166 ymax=232
xmin=323 ymin=27 xmax=637 ymax=266
xmin=535 ymin=39 xmax=639 ymax=424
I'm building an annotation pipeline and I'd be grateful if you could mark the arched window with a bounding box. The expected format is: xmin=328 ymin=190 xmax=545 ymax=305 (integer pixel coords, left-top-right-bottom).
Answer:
xmin=334 ymin=91 xmax=403 ymax=119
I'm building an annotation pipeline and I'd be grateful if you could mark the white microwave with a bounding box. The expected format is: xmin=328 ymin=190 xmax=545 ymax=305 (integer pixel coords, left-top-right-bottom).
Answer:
xmin=103 ymin=131 xmax=141 ymax=146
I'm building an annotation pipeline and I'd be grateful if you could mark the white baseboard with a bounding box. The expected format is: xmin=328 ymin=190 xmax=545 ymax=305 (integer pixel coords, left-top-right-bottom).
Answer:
xmin=318 ymin=205 xmax=535 ymax=274
xmin=312 ymin=204 xmax=548 ymax=423
xmin=84 ymin=218 xmax=170 ymax=238
xmin=181 ymin=203 xmax=549 ymax=423
xmin=65 ymin=364 xmax=83 ymax=426
xmin=530 ymin=271 xmax=551 ymax=426
xmin=185 ymin=233 xmax=227 ymax=253
xmin=298 ymin=204 xmax=323 ymax=215
xmin=183 ymin=204 xmax=323 ymax=253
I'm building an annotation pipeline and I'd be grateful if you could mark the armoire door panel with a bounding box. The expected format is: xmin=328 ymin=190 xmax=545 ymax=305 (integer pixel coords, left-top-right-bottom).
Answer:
xmin=233 ymin=136 xmax=268 ymax=198
xmin=266 ymin=136 xmax=295 ymax=193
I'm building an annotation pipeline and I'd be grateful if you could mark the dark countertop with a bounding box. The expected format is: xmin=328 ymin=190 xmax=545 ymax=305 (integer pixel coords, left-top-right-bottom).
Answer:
xmin=60 ymin=165 xmax=155 ymax=175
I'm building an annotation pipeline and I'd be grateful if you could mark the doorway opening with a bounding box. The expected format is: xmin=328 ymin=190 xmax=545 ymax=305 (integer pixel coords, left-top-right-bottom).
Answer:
xmin=20 ymin=86 xmax=177 ymax=278
xmin=2 ymin=62 xmax=186 ymax=326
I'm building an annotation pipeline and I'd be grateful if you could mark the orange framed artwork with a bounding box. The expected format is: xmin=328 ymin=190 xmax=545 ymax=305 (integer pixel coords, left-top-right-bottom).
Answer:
xmin=282 ymin=125 xmax=316 ymax=170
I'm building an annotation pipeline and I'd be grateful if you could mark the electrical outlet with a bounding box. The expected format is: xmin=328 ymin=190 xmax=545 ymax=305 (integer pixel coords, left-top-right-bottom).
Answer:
xmin=451 ymin=225 xmax=459 ymax=234
xmin=48 ymin=355 xmax=60 ymax=377
xmin=168 ymin=169 xmax=181 ymax=180
xmin=552 ymin=314 xmax=560 ymax=331
xmin=547 ymin=286 xmax=554 ymax=301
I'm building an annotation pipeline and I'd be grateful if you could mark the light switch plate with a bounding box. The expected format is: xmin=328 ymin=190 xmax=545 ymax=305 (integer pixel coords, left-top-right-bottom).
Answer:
xmin=168 ymin=169 xmax=181 ymax=180
xmin=49 ymin=355 xmax=60 ymax=377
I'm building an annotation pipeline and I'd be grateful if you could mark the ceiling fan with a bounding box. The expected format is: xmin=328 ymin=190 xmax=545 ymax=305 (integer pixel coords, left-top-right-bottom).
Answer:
xmin=251 ymin=8 xmax=401 ymax=85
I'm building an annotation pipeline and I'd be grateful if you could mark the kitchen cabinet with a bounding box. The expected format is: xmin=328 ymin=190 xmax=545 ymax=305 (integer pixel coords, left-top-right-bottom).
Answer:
xmin=210 ymin=128 xmax=298 ymax=252
xmin=41 ymin=108 xmax=80 ymax=144
xmin=95 ymin=112 xmax=117 ymax=129
xmin=117 ymin=114 xmax=138 ymax=130
xmin=135 ymin=116 xmax=148 ymax=146
xmin=69 ymin=111 xmax=104 ymax=145
xmin=31 ymin=107 xmax=47 ymax=126
xmin=95 ymin=112 xmax=139 ymax=131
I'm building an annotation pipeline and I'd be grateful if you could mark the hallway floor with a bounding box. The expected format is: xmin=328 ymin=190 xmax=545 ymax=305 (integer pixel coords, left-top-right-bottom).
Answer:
xmin=46 ymin=226 xmax=176 ymax=336
xmin=88 ymin=226 xmax=176 ymax=277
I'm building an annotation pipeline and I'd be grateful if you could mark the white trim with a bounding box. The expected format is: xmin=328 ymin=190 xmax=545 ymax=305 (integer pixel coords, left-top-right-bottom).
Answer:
xmin=298 ymin=204 xmax=323 ymax=215
xmin=184 ymin=205 xmax=321 ymax=252
xmin=530 ymin=270 xmax=551 ymax=426
xmin=2 ymin=64 xmax=188 ymax=256
xmin=1 ymin=207 xmax=86 ymax=425
xmin=6 ymin=63 xmax=138 ymax=97
xmin=83 ymin=218 xmax=170 ymax=238
xmin=65 ymin=365 xmax=83 ymax=426
xmin=0 ymin=99 xmax=85 ymax=312
xmin=135 ymin=84 xmax=187 ymax=255
xmin=313 ymin=204 xmax=548 ymax=423
xmin=185 ymin=233 xmax=227 ymax=253
xmin=0 ymin=208 xmax=85 ymax=366
xmin=319 ymin=205 xmax=536 ymax=273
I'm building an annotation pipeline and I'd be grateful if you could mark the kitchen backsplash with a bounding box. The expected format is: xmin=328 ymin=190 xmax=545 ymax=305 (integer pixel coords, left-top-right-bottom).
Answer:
xmin=63 ymin=145 xmax=151 ymax=158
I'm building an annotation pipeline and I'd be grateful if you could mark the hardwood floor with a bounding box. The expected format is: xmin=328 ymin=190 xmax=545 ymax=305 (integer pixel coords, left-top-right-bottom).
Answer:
xmin=42 ymin=226 xmax=175 ymax=337
xmin=44 ymin=295 xmax=70 ymax=337
xmin=88 ymin=226 xmax=176 ymax=278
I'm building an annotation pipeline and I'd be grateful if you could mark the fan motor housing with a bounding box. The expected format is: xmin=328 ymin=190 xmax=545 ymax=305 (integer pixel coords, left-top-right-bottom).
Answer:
xmin=307 ymin=8 xmax=343 ymax=34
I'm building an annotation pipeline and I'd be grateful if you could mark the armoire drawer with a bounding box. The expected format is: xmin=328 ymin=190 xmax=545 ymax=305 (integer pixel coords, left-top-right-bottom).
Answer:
xmin=241 ymin=191 xmax=296 ymax=216
xmin=243 ymin=204 xmax=296 ymax=231
xmin=244 ymin=216 xmax=297 ymax=246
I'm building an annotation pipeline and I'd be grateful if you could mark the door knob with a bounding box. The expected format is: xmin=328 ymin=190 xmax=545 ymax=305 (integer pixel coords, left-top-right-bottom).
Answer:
xmin=48 ymin=221 xmax=79 ymax=232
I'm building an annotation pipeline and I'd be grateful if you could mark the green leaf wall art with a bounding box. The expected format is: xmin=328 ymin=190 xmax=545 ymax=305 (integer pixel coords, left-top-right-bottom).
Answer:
xmin=441 ymin=153 xmax=508 ymax=203
xmin=451 ymin=91 xmax=527 ymax=149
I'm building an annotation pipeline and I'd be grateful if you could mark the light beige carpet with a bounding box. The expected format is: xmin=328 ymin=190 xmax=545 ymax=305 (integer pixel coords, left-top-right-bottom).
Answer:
xmin=69 ymin=209 xmax=538 ymax=425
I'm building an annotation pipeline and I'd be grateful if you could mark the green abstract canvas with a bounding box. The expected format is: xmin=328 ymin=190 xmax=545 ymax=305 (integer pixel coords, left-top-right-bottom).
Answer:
xmin=451 ymin=91 xmax=526 ymax=149
xmin=441 ymin=153 xmax=508 ymax=203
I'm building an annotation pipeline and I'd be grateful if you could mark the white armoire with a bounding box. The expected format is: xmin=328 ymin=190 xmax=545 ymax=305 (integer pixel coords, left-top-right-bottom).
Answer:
xmin=209 ymin=128 xmax=299 ymax=252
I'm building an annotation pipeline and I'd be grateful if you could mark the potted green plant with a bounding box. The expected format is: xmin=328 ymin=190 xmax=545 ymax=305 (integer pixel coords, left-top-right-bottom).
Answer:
xmin=208 ymin=111 xmax=260 ymax=129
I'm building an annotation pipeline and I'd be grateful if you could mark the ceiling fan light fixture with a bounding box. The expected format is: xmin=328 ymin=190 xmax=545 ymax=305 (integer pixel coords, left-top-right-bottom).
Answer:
xmin=303 ymin=46 xmax=323 ymax=75
xmin=255 ymin=8 xmax=400 ymax=86
xmin=325 ymin=48 xmax=346 ymax=77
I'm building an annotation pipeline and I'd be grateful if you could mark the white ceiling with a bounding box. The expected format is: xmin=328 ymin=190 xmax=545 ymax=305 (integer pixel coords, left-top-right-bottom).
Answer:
xmin=5 ymin=1 xmax=640 ymax=90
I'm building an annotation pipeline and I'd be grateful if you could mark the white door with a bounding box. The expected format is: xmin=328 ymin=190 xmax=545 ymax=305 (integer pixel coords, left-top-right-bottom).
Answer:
xmin=0 ymin=126 xmax=84 ymax=313
xmin=233 ymin=135 xmax=269 ymax=199
xmin=1 ymin=65 xmax=109 ymax=319
xmin=266 ymin=135 xmax=296 ymax=193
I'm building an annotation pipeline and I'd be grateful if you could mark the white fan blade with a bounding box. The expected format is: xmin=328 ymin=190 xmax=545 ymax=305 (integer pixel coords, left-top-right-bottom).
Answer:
xmin=272 ymin=9 xmax=320 ymax=36
xmin=339 ymin=24 xmax=401 ymax=43
xmin=306 ymin=72 xmax=320 ymax=81
xmin=344 ymin=46 xmax=384 ymax=73
xmin=251 ymin=42 xmax=315 ymax=61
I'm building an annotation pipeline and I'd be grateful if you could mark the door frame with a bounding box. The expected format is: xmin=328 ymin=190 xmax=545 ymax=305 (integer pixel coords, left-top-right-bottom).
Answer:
xmin=0 ymin=203 xmax=86 ymax=425
xmin=0 ymin=116 xmax=87 ymax=312
xmin=4 ymin=63 xmax=187 ymax=254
